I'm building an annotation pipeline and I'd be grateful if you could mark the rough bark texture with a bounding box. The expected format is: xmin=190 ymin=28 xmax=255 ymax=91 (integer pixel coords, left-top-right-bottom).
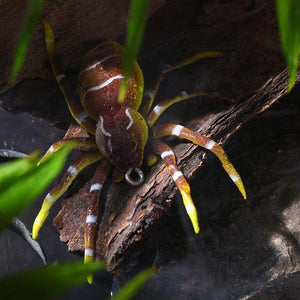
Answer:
xmin=1 ymin=0 xmax=300 ymax=299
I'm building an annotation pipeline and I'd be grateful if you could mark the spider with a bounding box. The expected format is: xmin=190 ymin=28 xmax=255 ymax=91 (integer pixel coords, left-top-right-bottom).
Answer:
xmin=33 ymin=19 xmax=246 ymax=283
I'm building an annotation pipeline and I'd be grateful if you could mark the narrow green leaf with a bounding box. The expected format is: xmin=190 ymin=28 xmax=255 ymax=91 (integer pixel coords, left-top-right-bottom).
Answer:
xmin=118 ymin=0 xmax=150 ymax=103
xmin=275 ymin=0 xmax=300 ymax=91
xmin=0 ymin=261 xmax=105 ymax=300
xmin=0 ymin=144 xmax=72 ymax=231
xmin=111 ymin=268 xmax=154 ymax=300
xmin=9 ymin=0 xmax=45 ymax=83
xmin=0 ymin=151 xmax=39 ymax=190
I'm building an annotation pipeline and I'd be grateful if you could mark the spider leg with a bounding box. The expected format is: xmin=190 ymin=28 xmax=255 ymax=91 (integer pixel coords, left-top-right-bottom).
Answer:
xmin=162 ymin=52 xmax=224 ymax=73
xmin=152 ymin=124 xmax=246 ymax=200
xmin=139 ymin=51 xmax=224 ymax=117
xmin=112 ymin=168 xmax=124 ymax=183
xmin=145 ymin=153 xmax=158 ymax=167
xmin=38 ymin=137 xmax=97 ymax=164
xmin=32 ymin=151 xmax=103 ymax=239
xmin=146 ymin=91 xmax=231 ymax=127
xmin=151 ymin=140 xmax=200 ymax=234
xmin=42 ymin=18 xmax=96 ymax=134
xmin=85 ymin=159 xmax=110 ymax=284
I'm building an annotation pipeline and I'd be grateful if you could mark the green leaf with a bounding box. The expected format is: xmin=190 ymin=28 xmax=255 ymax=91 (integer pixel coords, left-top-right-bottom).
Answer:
xmin=275 ymin=0 xmax=300 ymax=91
xmin=0 ymin=151 xmax=38 ymax=190
xmin=111 ymin=268 xmax=154 ymax=300
xmin=118 ymin=0 xmax=150 ymax=103
xmin=0 ymin=261 xmax=105 ymax=300
xmin=0 ymin=144 xmax=72 ymax=231
xmin=9 ymin=0 xmax=45 ymax=83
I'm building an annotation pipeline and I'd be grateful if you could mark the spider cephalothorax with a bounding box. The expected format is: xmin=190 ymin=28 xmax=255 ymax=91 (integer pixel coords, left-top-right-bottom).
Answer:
xmin=33 ymin=19 xmax=246 ymax=283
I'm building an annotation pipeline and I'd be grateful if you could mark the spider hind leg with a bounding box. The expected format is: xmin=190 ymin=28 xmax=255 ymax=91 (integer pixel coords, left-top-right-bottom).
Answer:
xmin=152 ymin=124 xmax=246 ymax=200
xmin=152 ymin=140 xmax=200 ymax=234
xmin=84 ymin=159 xmax=110 ymax=284
xmin=32 ymin=151 xmax=103 ymax=239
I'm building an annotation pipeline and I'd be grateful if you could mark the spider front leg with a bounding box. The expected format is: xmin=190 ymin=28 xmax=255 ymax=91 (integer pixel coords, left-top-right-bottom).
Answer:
xmin=152 ymin=124 xmax=246 ymax=200
xmin=38 ymin=137 xmax=97 ymax=164
xmin=42 ymin=18 xmax=96 ymax=134
xmin=32 ymin=151 xmax=103 ymax=239
xmin=85 ymin=159 xmax=110 ymax=284
xmin=146 ymin=91 xmax=232 ymax=128
xmin=151 ymin=140 xmax=200 ymax=233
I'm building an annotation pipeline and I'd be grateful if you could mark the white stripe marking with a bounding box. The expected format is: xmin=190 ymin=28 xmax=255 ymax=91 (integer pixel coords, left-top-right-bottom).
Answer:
xmin=79 ymin=54 xmax=119 ymax=77
xmin=153 ymin=105 xmax=164 ymax=115
xmin=185 ymin=203 xmax=196 ymax=214
xmin=90 ymin=183 xmax=102 ymax=192
xmin=45 ymin=193 xmax=54 ymax=203
xmin=86 ymin=215 xmax=98 ymax=223
xmin=49 ymin=145 xmax=54 ymax=153
xmin=161 ymin=150 xmax=174 ymax=159
xmin=67 ymin=166 xmax=77 ymax=176
xmin=85 ymin=248 xmax=94 ymax=257
xmin=171 ymin=125 xmax=184 ymax=136
xmin=229 ymin=173 xmax=240 ymax=182
xmin=172 ymin=171 xmax=184 ymax=181
xmin=205 ymin=140 xmax=216 ymax=150
xmin=99 ymin=116 xmax=111 ymax=137
xmin=125 ymin=108 xmax=134 ymax=130
xmin=77 ymin=111 xmax=88 ymax=123
xmin=94 ymin=40 xmax=110 ymax=50
xmin=35 ymin=218 xmax=42 ymax=225
xmin=56 ymin=74 xmax=66 ymax=82
xmin=45 ymin=38 xmax=54 ymax=44
xmin=144 ymin=89 xmax=154 ymax=98
xmin=181 ymin=91 xmax=188 ymax=98
xmin=84 ymin=75 xmax=124 ymax=99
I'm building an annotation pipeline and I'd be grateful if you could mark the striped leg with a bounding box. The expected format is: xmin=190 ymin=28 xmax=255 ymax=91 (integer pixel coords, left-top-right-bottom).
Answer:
xmin=139 ymin=51 xmax=224 ymax=117
xmin=42 ymin=18 xmax=96 ymax=134
xmin=32 ymin=151 xmax=103 ymax=239
xmin=152 ymin=124 xmax=247 ymax=199
xmin=146 ymin=91 xmax=232 ymax=127
xmin=111 ymin=168 xmax=124 ymax=183
xmin=145 ymin=153 xmax=158 ymax=167
xmin=38 ymin=137 xmax=97 ymax=164
xmin=85 ymin=159 xmax=110 ymax=284
xmin=152 ymin=140 xmax=200 ymax=234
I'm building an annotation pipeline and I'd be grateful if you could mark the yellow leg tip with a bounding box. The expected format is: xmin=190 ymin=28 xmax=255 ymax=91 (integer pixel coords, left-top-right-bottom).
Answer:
xmin=181 ymin=191 xmax=200 ymax=234
xmin=32 ymin=229 xmax=38 ymax=240
xmin=193 ymin=222 xmax=200 ymax=234
xmin=32 ymin=205 xmax=50 ymax=240
xmin=32 ymin=219 xmax=42 ymax=239
xmin=87 ymin=274 xmax=93 ymax=284
xmin=84 ymin=253 xmax=94 ymax=284
xmin=236 ymin=179 xmax=247 ymax=200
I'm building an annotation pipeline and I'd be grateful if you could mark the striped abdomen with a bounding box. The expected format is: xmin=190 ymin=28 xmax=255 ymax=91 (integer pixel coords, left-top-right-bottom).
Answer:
xmin=78 ymin=40 xmax=148 ymax=172
xmin=78 ymin=40 xmax=144 ymax=120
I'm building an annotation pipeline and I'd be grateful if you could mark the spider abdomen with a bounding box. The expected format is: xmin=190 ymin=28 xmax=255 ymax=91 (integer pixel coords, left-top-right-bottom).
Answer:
xmin=78 ymin=40 xmax=144 ymax=120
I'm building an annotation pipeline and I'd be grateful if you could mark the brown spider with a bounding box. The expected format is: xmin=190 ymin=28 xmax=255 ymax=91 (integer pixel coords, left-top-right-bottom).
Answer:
xmin=33 ymin=19 xmax=246 ymax=283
